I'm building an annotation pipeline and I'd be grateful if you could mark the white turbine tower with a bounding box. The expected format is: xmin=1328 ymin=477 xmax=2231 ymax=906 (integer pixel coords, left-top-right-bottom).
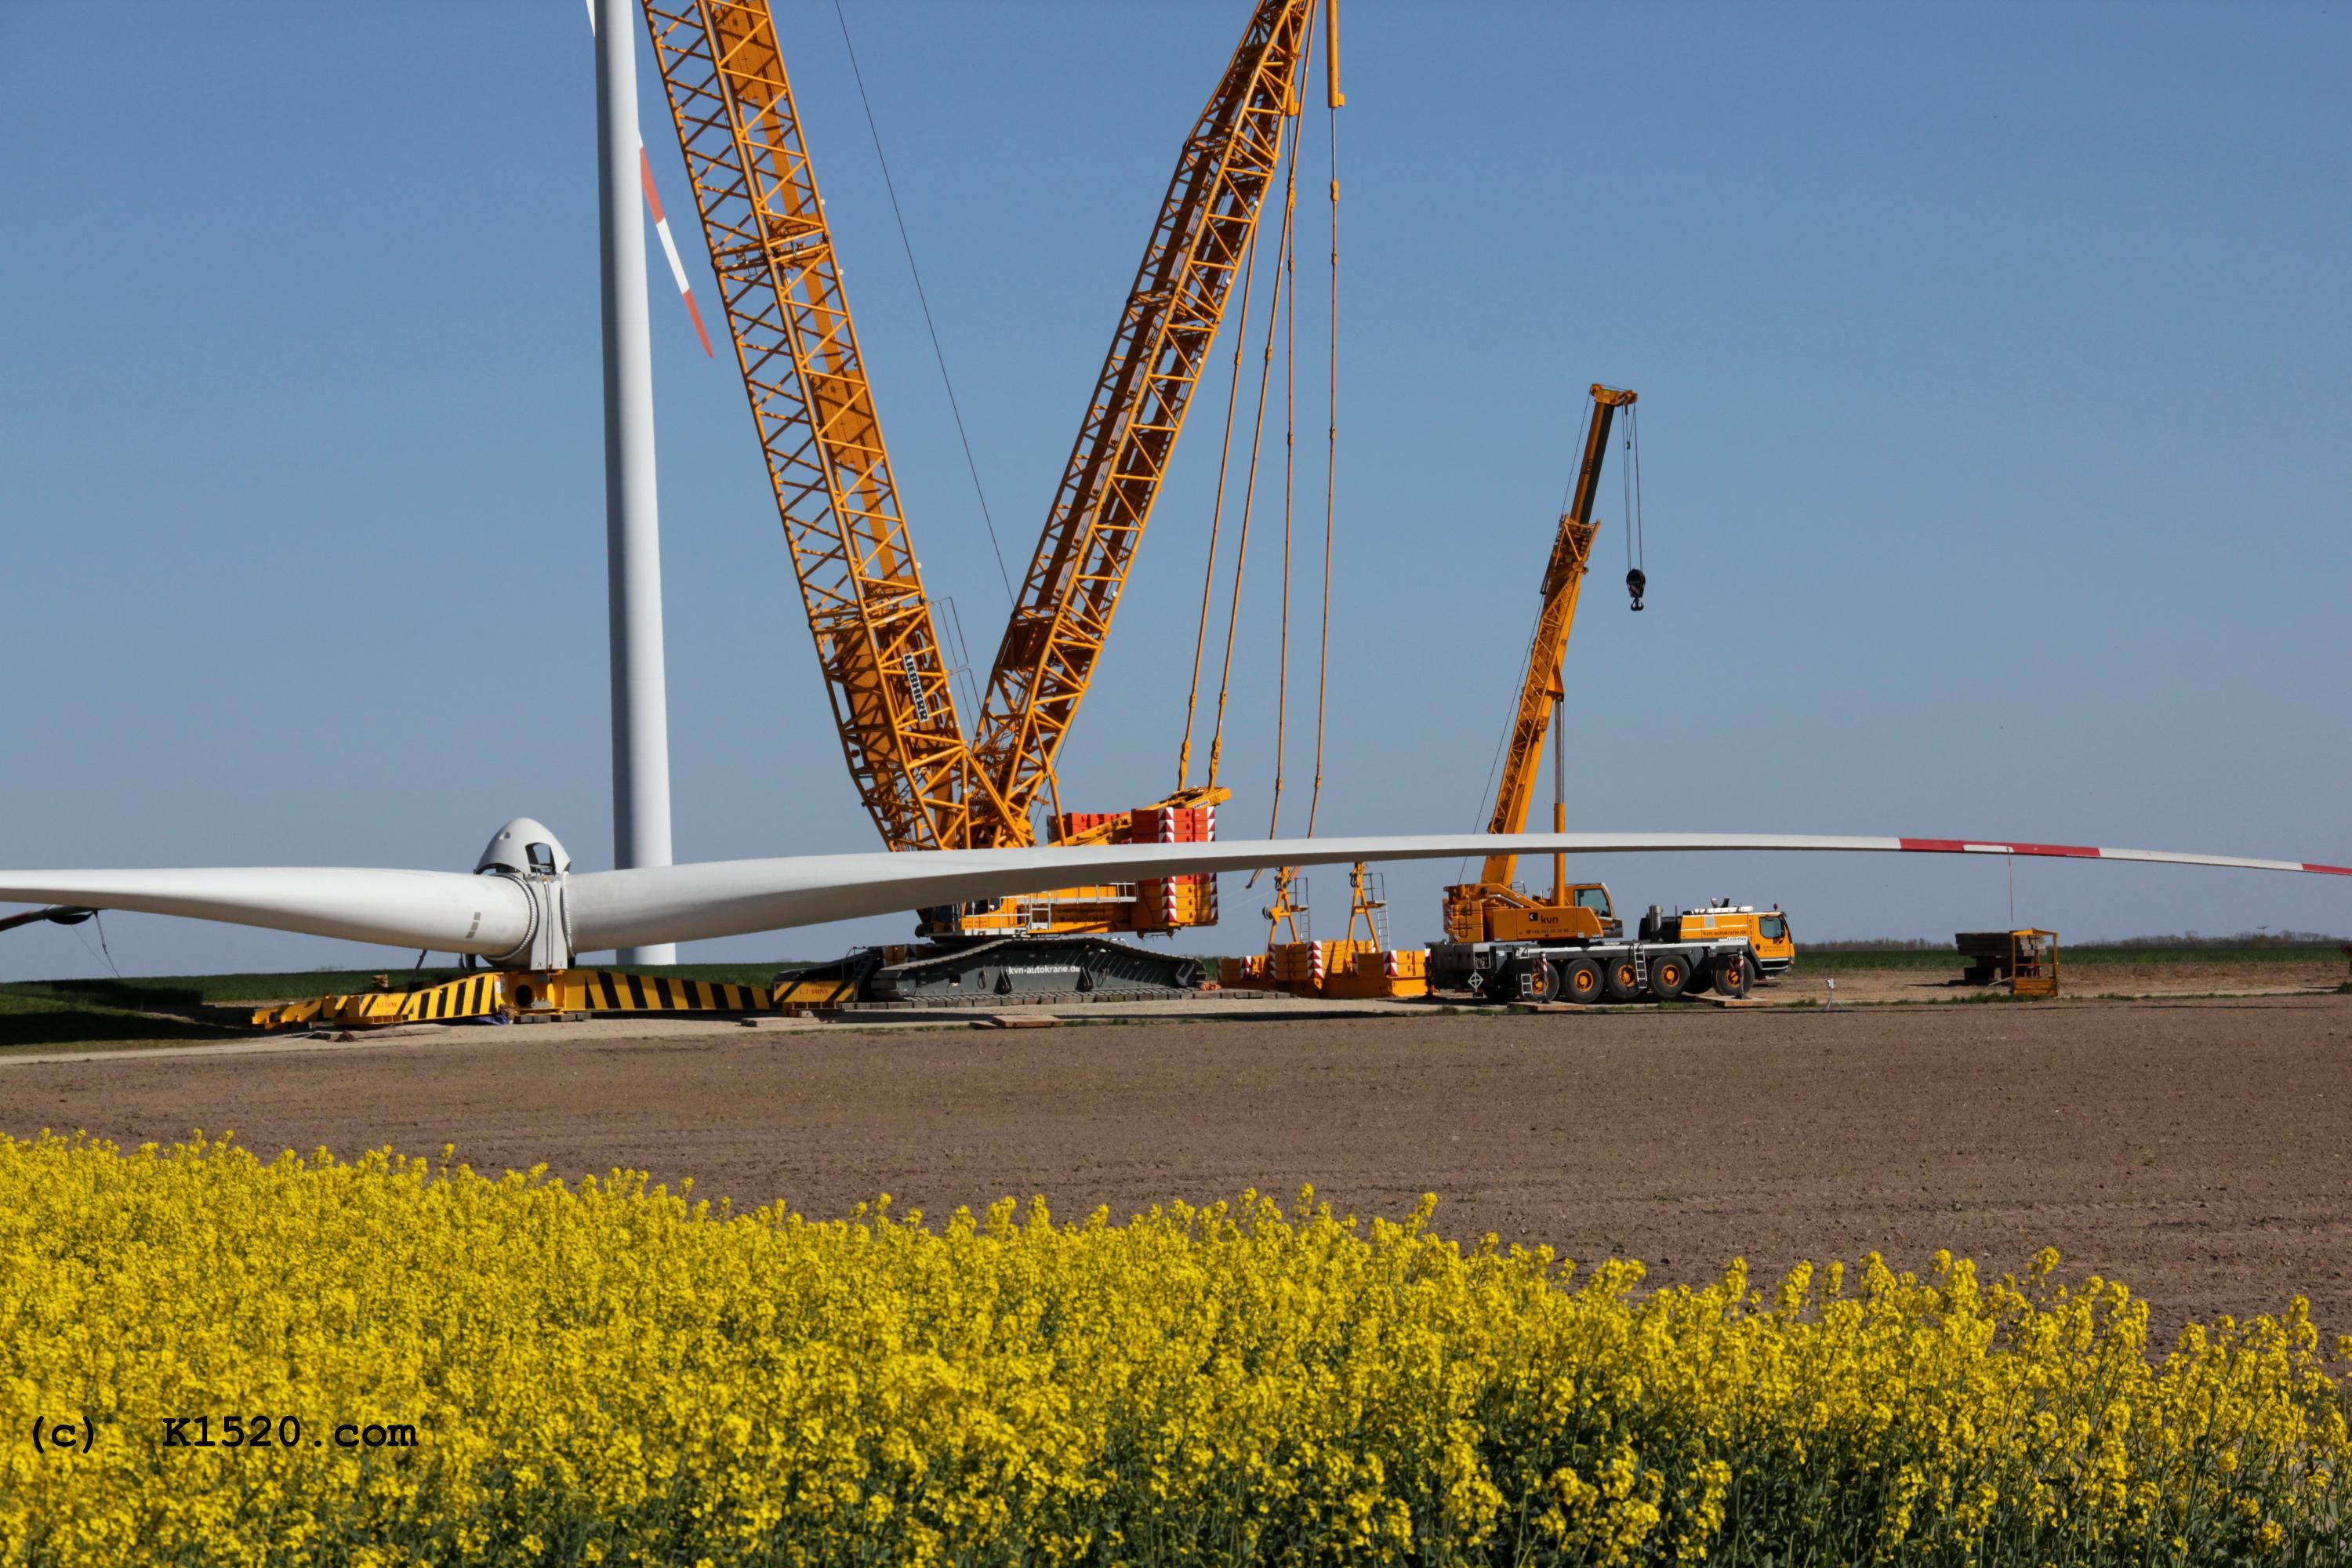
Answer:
xmin=594 ymin=0 xmax=677 ymax=964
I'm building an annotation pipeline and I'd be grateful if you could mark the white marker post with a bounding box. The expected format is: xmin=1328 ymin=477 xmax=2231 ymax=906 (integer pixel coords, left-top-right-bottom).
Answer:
xmin=594 ymin=0 xmax=677 ymax=965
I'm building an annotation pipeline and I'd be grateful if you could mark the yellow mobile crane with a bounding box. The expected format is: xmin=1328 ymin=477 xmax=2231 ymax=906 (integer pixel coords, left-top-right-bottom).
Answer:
xmin=1428 ymin=387 xmax=1790 ymax=1003
xmin=637 ymin=0 xmax=1327 ymax=999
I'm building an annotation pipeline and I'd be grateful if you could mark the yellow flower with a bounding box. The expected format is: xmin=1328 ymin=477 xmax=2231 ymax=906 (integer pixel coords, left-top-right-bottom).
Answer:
xmin=0 ymin=1132 xmax=2341 ymax=1564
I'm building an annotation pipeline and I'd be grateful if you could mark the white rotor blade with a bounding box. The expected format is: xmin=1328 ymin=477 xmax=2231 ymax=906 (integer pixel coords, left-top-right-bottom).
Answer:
xmin=0 ymin=869 xmax=532 ymax=956
xmin=6 ymin=833 xmax=2340 ymax=961
xmin=586 ymin=0 xmax=715 ymax=356
xmin=563 ymin=832 xmax=2352 ymax=953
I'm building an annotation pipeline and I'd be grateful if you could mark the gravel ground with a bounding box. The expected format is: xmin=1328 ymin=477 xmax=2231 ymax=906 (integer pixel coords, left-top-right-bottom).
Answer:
xmin=4 ymin=991 xmax=2348 ymax=1340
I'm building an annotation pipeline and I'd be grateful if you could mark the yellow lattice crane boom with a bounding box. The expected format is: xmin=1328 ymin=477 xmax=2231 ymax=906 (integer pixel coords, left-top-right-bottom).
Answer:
xmin=639 ymin=0 xmax=1339 ymax=993
xmin=639 ymin=0 xmax=1000 ymax=853
xmin=966 ymin=0 xmax=1323 ymax=847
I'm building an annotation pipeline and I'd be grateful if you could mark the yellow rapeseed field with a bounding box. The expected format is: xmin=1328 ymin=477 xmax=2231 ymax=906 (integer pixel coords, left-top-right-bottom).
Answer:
xmin=0 ymin=1133 xmax=2344 ymax=1566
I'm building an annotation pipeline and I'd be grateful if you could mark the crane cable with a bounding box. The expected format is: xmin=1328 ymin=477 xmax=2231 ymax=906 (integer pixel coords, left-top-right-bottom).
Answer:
xmin=1263 ymin=147 xmax=1302 ymax=840
xmin=1175 ymin=226 xmax=1265 ymax=793
xmin=1621 ymin=402 xmax=1645 ymax=587
xmin=1202 ymin=96 xmax=1304 ymax=794
xmin=1302 ymin=89 xmax=1340 ymax=840
xmin=1458 ymin=387 xmax=1597 ymax=885
xmin=829 ymin=0 xmax=1014 ymax=608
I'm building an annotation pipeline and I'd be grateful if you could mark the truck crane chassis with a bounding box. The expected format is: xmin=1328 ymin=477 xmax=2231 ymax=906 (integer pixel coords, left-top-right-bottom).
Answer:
xmin=1430 ymin=927 xmax=1757 ymax=1004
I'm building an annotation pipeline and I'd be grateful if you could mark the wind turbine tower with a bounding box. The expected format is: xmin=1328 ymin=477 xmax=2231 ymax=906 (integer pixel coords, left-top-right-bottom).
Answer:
xmin=593 ymin=0 xmax=677 ymax=964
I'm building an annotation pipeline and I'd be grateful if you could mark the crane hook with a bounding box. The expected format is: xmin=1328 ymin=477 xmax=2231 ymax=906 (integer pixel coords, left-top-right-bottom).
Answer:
xmin=1625 ymin=567 xmax=1646 ymax=612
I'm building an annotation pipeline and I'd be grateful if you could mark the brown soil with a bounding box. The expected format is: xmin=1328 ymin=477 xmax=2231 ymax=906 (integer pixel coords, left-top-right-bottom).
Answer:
xmin=1765 ymin=958 xmax=2346 ymax=1005
xmin=5 ymin=994 xmax=2349 ymax=1341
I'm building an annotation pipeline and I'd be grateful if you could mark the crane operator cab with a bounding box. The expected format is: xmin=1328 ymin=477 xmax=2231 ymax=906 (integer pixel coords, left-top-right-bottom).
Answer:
xmin=1468 ymin=882 xmax=1624 ymax=943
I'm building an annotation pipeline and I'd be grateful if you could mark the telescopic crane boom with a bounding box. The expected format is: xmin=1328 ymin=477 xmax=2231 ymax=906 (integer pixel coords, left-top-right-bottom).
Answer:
xmin=1440 ymin=385 xmax=1636 ymax=939
xmin=1483 ymin=385 xmax=1635 ymax=884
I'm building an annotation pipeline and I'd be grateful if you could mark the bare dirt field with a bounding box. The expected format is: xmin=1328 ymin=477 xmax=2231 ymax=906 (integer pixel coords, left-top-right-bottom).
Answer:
xmin=1766 ymin=956 xmax=2347 ymax=1005
xmin=2 ymin=991 xmax=2347 ymax=1341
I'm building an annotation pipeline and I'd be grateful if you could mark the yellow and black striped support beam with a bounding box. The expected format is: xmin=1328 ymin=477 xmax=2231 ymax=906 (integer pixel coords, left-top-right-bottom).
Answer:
xmin=404 ymin=972 xmax=506 ymax=1023
xmin=254 ymin=969 xmax=779 ymax=1030
xmin=252 ymin=973 xmax=507 ymax=1030
xmin=519 ymin=971 xmax=775 ymax=1016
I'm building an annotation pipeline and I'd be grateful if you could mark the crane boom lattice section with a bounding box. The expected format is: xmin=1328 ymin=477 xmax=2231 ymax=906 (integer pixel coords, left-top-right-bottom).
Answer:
xmin=641 ymin=0 xmax=977 ymax=851
xmin=967 ymin=0 xmax=1316 ymax=847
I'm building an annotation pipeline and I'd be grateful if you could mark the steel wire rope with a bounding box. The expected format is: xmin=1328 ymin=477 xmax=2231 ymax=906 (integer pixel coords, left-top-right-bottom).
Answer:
xmin=1630 ymin=403 xmax=1646 ymax=580
xmin=1203 ymin=103 xmax=1303 ymax=794
xmin=1265 ymin=151 xmax=1303 ymax=839
xmin=829 ymin=0 xmax=1014 ymax=605
xmin=1254 ymin=147 xmax=1303 ymax=906
xmin=1175 ymin=223 xmax=1265 ymax=792
xmin=1303 ymin=91 xmax=1340 ymax=842
xmin=73 ymin=912 xmax=122 ymax=982
xmin=1624 ymin=405 xmax=1635 ymax=578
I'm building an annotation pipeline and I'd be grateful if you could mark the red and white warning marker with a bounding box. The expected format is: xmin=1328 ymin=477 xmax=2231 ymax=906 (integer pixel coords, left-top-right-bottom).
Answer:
xmin=587 ymin=0 xmax=714 ymax=358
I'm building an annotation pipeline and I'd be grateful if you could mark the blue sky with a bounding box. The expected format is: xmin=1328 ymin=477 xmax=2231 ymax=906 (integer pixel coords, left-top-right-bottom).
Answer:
xmin=3 ymin=2 xmax=2347 ymax=978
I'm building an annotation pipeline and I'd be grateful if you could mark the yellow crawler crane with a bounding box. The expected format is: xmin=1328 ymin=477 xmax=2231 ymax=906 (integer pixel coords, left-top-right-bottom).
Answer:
xmin=640 ymin=0 xmax=1330 ymax=999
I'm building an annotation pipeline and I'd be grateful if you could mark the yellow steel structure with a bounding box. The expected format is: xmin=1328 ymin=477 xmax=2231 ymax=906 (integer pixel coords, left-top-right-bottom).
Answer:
xmin=967 ymin=0 xmax=1323 ymax=844
xmin=637 ymin=0 xmax=1326 ymax=943
xmin=1442 ymin=386 xmax=1637 ymax=939
xmin=640 ymin=0 xmax=991 ymax=853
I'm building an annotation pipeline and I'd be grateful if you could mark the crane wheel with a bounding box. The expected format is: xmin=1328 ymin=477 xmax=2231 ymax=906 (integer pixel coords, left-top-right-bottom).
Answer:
xmin=1647 ymin=955 xmax=1690 ymax=1000
xmin=1712 ymin=956 xmax=1751 ymax=999
xmin=1494 ymin=956 xmax=1555 ymax=1004
xmin=1560 ymin=957 xmax=1605 ymax=1004
xmin=1603 ymin=958 xmax=1643 ymax=1002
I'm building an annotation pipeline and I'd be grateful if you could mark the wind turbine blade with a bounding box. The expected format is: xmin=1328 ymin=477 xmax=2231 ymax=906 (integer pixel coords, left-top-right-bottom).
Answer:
xmin=562 ymin=831 xmax=2352 ymax=953
xmin=8 ymin=832 xmax=2338 ymax=962
xmin=589 ymin=0 xmax=715 ymax=356
xmin=637 ymin=146 xmax=714 ymax=357
xmin=0 ymin=869 xmax=533 ymax=956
